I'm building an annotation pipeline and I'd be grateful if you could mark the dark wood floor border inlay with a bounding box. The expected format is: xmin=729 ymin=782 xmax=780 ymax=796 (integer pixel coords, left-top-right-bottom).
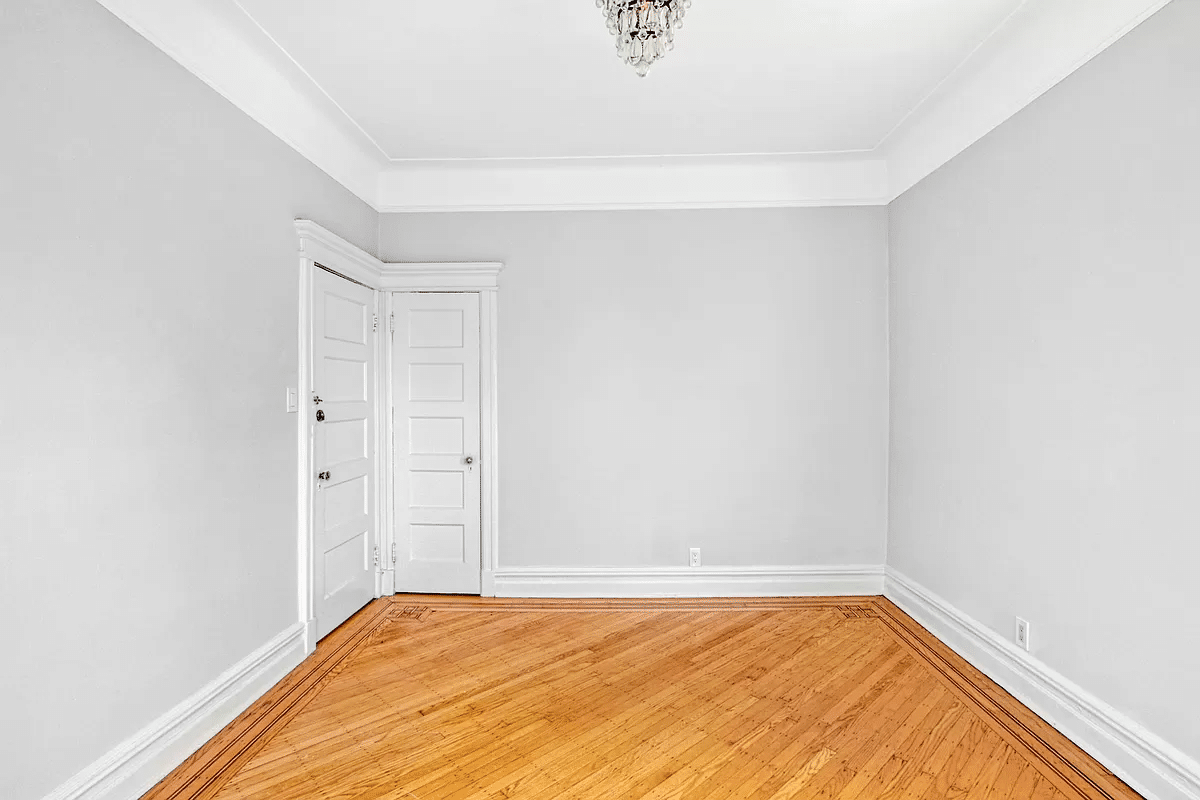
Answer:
xmin=870 ymin=598 xmax=1139 ymax=800
xmin=387 ymin=595 xmax=883 ymax=613
xmin=140 ymin=600 xmax=395 ymax=800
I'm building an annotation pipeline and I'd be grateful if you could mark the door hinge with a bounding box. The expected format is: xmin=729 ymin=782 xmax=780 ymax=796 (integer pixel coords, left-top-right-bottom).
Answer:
xmin=372 ymin=314 xmax=379 ymax=333
xmin=389 ymin=314 xmax=395 ymax=333
xmin=373 ymin=545 xmax=380 ymax=569
xmin=391 ymin=543 xmax=397 ymax=564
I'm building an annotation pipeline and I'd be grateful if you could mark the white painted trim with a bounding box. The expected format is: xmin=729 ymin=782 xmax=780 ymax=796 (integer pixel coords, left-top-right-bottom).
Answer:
xmin=379 ymin=289 xmax=398 ymax=599
xmin=883 ymin=0 xmax=1173 ymax=199
xmin=296 ymin=220 xmax=504 ymax=599
xmin=479 ymin=291 xmax=501 ymax=597
xmin=884 ymin=568 xmax=1200 ymax=800
xmin=93 ymin=0 xmax=384 ymax=203
xmin=493 ymin=566 xmax=885 ymax=599
xmin=101 ymin=0 xmax=1170 ymax=210
xmin=43 ymin=623 xmax=306 ymax=800
xmin=294 ymin=220 xmax=384 ymax=285
xmin=376 ymin=263 xmax=504 ymax=292
xmin=295 ymin=243 xmax=316 ymax=655
xmin=372 ymin=288 xmax=388 ymax=600
xmin=376 ymin=154 xmax=890 ymax=213
xmin=301 ymin=618 xmax=317 ymax=658
xmin=294 ymin=220 xmax=388 ymax=647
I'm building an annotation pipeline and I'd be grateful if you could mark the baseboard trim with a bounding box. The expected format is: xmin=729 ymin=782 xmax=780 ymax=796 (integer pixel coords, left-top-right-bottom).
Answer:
xmin=493 ymin=565 xmax=885 ymax=598
xmin=43 ymin=623 xmax=307 ymax=800
xmin=884 ymin=568 xmax=1200 ymax=800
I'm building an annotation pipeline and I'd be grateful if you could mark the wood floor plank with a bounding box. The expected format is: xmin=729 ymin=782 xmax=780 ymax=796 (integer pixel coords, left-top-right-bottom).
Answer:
xmin=142 ymin=596 xmax=1145 ymax=800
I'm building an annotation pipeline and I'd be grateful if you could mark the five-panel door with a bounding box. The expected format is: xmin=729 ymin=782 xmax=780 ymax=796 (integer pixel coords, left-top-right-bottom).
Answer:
xmin=312 ymin=268 xmax=377 ymax=638
xmin=391 ymin=293 xmax=482 ymax=595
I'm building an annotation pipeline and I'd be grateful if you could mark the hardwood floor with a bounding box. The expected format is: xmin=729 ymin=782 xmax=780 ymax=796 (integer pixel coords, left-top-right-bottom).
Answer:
xmin=141 ymin=597 xmax=1144 ymax=800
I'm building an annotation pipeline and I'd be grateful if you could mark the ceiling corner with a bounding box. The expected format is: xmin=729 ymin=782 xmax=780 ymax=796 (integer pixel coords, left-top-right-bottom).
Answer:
xmin=882 ymin=0 xmax=1175 ymax=201
xmin=95 ymin=0 xmax=386 ymax=206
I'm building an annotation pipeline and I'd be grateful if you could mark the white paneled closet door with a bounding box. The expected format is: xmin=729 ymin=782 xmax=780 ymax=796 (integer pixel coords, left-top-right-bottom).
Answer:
xmin=392 ymin=293 xmax=482 ymax=595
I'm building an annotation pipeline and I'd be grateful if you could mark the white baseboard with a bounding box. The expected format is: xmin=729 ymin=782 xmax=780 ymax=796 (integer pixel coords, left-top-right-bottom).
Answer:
xmin=884 ymin=568 xmax=1200 ymax=800
xmin=493 ymin=565 xmax=885 ymax=599
xmin=43 ymin=622 xmax=307 ymax=800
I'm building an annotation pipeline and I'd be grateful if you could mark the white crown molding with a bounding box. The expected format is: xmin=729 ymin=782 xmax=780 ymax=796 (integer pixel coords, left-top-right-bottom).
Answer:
xmin=883 ymin=0 xmax=1174 ymax=200
xmin=376 ymin=154 xmax=891 ymax=212
xmin=493 ymin=565 xmax=885 ymax=599
xmin=885 ymin=568 xmax=1200 ymax=800
xmin=94 ymin=0 xmax=386 ymax=204
xmin=99 ymin=0 xmax=1170 ymax=211
xmin=43 ymin=622 xmax=306 ymax=800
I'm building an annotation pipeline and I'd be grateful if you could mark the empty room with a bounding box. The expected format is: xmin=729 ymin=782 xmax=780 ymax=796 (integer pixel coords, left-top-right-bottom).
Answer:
xmin=3 ymin=0 xmax=1199 ymax=799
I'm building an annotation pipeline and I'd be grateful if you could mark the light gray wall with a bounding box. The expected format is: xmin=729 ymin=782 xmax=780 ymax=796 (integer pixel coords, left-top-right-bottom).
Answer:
xmin=0 ymin=1 xmax=377 ymax=797
xmin=11 ymin=0 xmax=1194 ymax=794
xmin=888 ymin=0 xmax=1200 ymax=763
xmin=380 ymin=209 xmax=889 ymax=570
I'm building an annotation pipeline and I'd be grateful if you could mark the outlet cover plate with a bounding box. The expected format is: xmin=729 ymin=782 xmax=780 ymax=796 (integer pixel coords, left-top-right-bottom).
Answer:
xmin=1015 ymin=617 xmax=1031 ymax=652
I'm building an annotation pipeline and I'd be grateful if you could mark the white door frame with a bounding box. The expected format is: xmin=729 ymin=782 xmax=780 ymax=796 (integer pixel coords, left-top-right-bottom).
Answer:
xmin=295 ymin=220 xmax=502 ymax=653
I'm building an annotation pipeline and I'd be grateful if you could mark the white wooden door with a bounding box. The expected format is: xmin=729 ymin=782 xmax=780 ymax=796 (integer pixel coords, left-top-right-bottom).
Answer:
xmin=313 ymin=267 xmax=377 ymax=638
xmin=393 ymin=293 xmax=482 ymax=595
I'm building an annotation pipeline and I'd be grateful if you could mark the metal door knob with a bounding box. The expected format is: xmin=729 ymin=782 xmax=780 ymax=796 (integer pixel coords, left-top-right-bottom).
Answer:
xmin=317 ymin=471 xmax=331 ymax=481
xmin=464 ymin=456 xmax=474 ymax=465
xmin=315 ymin=409 xmax=325 ymax=422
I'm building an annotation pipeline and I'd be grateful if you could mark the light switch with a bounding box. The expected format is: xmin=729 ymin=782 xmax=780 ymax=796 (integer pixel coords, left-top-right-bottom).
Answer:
xmin=286 ymin=387 xmax=299 ymax=413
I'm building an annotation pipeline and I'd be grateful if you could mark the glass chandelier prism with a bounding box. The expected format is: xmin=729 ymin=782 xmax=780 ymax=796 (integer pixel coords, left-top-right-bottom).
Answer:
xmin=596 ymin=0 xmax=692 ymax=77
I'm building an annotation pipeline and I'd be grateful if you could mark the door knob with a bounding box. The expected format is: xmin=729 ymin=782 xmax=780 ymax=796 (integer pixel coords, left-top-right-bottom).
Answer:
xmin=317 ymin=471 xmax=331 ymax=481
xmin=315 ymin=409 xmax=325 ymax=422
xmin=464 ymin=456 xmax=474 ymax=465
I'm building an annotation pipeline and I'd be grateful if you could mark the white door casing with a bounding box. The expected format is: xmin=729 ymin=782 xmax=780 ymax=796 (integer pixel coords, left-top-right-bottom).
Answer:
xmin=311 ymin=267 xmax=377 ymax=638
xmin=297 ymin=220 xmax=501 ymax=645
xmin=392 ymin=293 xmax=482 ymax=595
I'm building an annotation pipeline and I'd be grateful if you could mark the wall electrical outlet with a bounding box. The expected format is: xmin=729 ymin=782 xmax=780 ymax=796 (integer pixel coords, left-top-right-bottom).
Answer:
xmin=1015 ymin=617 xmax=1031 ymax=652
xmin=689 ymin=548 xmax=701 ymax=568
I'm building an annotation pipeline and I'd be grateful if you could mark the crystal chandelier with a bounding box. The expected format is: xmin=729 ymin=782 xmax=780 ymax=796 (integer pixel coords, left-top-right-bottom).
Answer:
xmin=596 ymin=0 xmax=692 ymax=77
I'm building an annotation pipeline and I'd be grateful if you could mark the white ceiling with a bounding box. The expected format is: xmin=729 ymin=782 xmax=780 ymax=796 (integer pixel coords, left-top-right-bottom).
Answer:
xmin=96 ymin=0 xmax=1172 ymax=209
xmin=236 ymin=0 xmax=1021 ymax=161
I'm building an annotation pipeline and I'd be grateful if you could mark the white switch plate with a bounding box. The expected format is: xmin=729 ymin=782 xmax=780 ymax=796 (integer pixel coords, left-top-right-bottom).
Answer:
xmin=1015 ymin=617 xmax=1031 ymax=652
xmin=689 ymin=548 xmax=701 ymax=568
xmin=286 ymin=387 xmax=299 ymax=413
